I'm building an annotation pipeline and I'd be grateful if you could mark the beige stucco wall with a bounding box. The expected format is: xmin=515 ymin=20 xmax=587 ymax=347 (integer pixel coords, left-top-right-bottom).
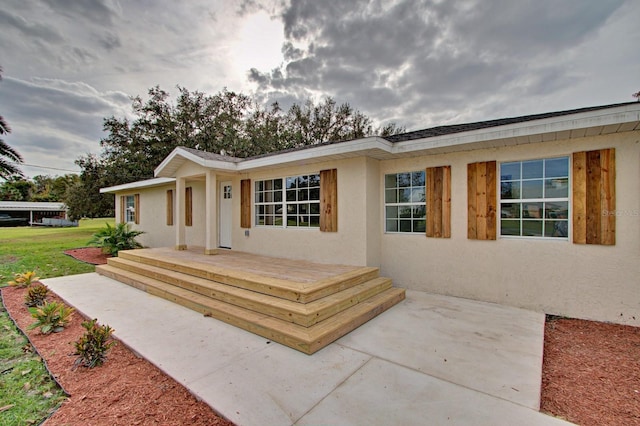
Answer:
xmin=379 ymin=131 xmax=640 ymax=326
xmin=231 ymin=157 xmax=378 ymax=266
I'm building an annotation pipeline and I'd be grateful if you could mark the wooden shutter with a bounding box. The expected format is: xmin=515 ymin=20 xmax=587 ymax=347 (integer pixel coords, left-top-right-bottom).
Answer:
xmin=119 ymin=195 xmax=125 ymax=224
xmin=467 ymin=161 xmax=497 ymax=240
xmin=166 ymin=189 xmax=174 ymax=226
xmin=134 ymin=194 xmax=140 ymax=225
xmin=241 ymin=179 xmax=251 ymax=228
xmin=427 ymin=165 xmax=451 ymax=238
xmin=185 ymin=187 xmax=193 ymax=227
xmin=572 ymin=148 xmax=615 ymax=245
xmin=320 ymin=169 xmax=338 ymax=232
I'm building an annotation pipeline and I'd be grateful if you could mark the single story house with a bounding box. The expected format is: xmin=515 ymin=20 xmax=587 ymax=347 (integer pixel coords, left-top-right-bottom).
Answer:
xmin=0 ymin=201 xmax=75 ymax=226
xmin=101 ymin=102 xmax=640 ymax=326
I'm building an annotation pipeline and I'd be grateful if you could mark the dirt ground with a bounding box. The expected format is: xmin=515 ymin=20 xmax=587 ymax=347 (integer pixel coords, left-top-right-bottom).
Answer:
xmin=5 ymin=247 xmax=640 ymax=425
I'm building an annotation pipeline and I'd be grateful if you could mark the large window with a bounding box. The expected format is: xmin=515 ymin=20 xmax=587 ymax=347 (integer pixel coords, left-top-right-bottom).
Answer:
xmin=255 ymin=174 xmax=320 ymax=228
xmin=385 ymin=171 xmax=426 ymax=233
xmin=500 ymin=157 xmax=569 ymax=238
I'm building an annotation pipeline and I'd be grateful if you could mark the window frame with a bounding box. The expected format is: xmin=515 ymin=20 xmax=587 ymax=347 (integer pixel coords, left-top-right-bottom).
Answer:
xmin=124 ymin=195 xmax=136 ymax=223
xmin=254 ymin=173 xmax=321 ymax=229
xmin=384 ymin=170 xmax=427 ymax=234
xmin=499 ymin=156 xmax=570 ymax=240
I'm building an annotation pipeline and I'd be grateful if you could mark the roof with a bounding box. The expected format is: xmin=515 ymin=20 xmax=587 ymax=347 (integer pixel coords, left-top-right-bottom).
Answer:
xmin=383 ymin=102 xmax=639 ymax=142
xmin=100 ymin=177 xmax=175 ymax=194
xmin=0 ymin=201 xmax=67 ymax=211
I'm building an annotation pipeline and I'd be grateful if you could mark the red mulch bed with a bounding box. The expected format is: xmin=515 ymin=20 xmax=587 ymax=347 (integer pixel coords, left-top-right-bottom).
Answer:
xmin=63 ymin=248 xmax=110 ymax=265
xmin=541 ymin=317 xmax=640 ymax=425
xmin=1 ymin=285 xmax=233 ymax=426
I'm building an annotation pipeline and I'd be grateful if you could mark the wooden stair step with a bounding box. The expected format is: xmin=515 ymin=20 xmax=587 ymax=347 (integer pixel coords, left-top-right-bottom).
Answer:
xmin=98 ymin=261 xmax=393 ymax=327
xmin=117 ymin=250 xmax=379 ymax=303
xmin=96 ymin=264 xmax=405 ymax=354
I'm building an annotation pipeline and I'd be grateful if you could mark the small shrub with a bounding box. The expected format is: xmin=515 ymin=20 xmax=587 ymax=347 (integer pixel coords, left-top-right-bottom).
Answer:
xmin=8 ymin=271 xmax=40 ymax=288
xmin=88 ymin=222 xmax=144 ymax=256
xmin=28 ymin=301 xmax=74 ymax=334
xmin=24 ymin=284 xmax=49 ymax=307
xmin=73 ymin=318 xmax=116 ymax=368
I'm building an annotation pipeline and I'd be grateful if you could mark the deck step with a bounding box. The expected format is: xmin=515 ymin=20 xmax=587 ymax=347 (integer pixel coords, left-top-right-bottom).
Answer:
xmin=98 ymin=261 xmax=393 ymax=327
xmin=117 ymin=250 xmax=379 ymax=303
xmin=96 ymin=263 xmax=405 ymax=354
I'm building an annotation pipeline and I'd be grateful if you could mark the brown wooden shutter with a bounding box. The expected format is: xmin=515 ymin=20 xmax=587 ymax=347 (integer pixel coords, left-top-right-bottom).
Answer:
xmin=572 ymin=148 xmax=615 ymax=245
xmin=166 ymin=189 xmax=174 ymax=226
xmin=134 ymin=194 xmax=140 ymax=224
xmin=467 ymin=161 xmax=497 ymax=240
xmin=426 ymin=165 xmax=451 ymax=238
xmin=320 ymin=168 xmax=338 ymax=232
xmin=240 ymin=179 xmax=251 ymax=228
xmin=119 ymin=195 xmax=125 ymax=224
xmin=185 ymin=187 xmax=193 ymax=227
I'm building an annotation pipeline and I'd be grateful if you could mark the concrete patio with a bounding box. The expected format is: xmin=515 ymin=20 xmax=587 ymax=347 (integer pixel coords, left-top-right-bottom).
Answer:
xmin=43 ymin=273 xmax=571 ymax=426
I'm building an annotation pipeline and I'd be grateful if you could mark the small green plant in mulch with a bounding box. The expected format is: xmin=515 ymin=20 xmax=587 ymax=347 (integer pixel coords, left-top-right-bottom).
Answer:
xmin=24 ymin=284 xmax=49 ymax=307
xmin=73 ymin=318 xmax=116 ymax=369
xmin=7 ymin=271 xmax=40 ymax=288
xmin=88 ymin=222 xmax=144 ymax=256
xmin=28 ymin=301 xmax=74 ymax=335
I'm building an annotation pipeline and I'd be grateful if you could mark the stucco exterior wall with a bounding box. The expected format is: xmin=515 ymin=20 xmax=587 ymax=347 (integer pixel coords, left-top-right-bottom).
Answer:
xmin=231 ymin=157 xmax=377 ymax=266
xmin=379 ymin=131 xmax=640 ymax=326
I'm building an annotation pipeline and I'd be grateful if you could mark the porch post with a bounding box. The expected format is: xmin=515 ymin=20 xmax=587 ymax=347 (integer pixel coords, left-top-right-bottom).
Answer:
xmin=204 ymin=170 xmax=218 ymax=255
xmin=175 ymin=177 xmax=187 ymax=250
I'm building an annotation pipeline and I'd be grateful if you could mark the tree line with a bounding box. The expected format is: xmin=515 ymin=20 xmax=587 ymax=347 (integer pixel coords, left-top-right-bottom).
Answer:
xmin=1 ymin=82 xmax=404 ymax=219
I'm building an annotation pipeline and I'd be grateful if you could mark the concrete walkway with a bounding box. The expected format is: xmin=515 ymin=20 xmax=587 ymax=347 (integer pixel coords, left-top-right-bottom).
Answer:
xmin=43 ymin=273 xmax=571 ymax=426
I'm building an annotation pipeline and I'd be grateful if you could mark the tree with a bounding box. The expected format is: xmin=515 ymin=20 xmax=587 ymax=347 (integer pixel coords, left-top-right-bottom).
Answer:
xmin=0 ymin=176 xmax=33 ymax=201
xmin=0 ymin=67 xmax=24 ymax=179
xmin=65 ymin=155 xmax=114 ymax=220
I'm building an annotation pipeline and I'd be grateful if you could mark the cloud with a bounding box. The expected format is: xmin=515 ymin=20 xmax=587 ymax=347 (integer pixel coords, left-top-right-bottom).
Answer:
xmin=0 ymin=8 xmax=65 ymax=42
xmin=250 ymin=0 xmax=630 ymax=129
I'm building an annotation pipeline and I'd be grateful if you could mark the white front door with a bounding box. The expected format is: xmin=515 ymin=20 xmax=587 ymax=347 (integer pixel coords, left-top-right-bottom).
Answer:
xmin=219 ymin=181 xmax=232 ymax=248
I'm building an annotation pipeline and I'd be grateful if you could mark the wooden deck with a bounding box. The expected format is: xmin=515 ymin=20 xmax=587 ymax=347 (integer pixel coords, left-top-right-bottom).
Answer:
xmin=96 ymin=248 xmax=405 ymax=354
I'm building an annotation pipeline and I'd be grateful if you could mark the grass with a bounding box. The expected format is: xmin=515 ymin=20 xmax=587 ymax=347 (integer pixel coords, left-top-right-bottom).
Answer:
xmin=0 ymin=218 xmax=114 ymax=425
xmin=0 ymin=218 xmax=114 ymax=283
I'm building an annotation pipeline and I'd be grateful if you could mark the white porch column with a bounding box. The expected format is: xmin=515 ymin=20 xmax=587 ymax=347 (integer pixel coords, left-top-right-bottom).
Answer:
xmin=175 ymin=177 xmax=187 ymax=250
xmin=205 ymin=170 xmax=218 ymax=255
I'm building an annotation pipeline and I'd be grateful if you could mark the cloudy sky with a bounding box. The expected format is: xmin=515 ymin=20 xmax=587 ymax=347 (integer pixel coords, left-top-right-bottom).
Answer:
xmin=1 ymin=0 xmax=638 ymax=178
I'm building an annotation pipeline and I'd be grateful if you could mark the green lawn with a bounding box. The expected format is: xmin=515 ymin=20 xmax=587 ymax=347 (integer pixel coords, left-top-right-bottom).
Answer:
xmin=0 ymin=218 xmax=114 ymax=425
xmin=0 ymin=218 xmax=114 ymax=282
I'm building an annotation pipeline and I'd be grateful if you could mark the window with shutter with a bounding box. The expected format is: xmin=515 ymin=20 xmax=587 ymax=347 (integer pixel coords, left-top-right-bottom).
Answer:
xmin=467 ymin=161 xmax=497 ymax=240
xmin=185 ymin=187 xmax=193 ymax=227
xmin=426 ymin=166 xmax=451 ymax=238
xmin=241 ymin=179 xmax=251 ymax=228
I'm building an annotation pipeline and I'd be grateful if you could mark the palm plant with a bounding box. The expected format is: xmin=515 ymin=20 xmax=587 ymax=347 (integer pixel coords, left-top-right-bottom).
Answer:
xmin=89 ymin=222 xmax=145 ymax=256
xmin=0 ymin=67 xmax=24 ymax=179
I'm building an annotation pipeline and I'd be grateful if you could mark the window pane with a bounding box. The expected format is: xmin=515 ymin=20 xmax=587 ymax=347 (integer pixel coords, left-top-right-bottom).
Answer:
xmin=286 ymin=177 xmax=296 ymax=189
xmin=501 ymin=181 xmax=520 ymax=199
xmin=522 ymin=160 xmax=543 ymax=179
xmin=545 ymin=158 xmax=568 ymax=178
xmin=258 ymin=205 xmax=265 ymax=214
xmin=264 ymin=191 xmax=273 ymax=202
xmin=265 ymin=205 xmax=274 ymax=215
xmin=545 ymin=202 xmax=568 ymax=219
xmin=298 ymin=188 xmax=308 ymax=201
xmin=386 ymin=206 xmax=398 ymax=219
xmin=274 ymin=191 xmax=283 ymax=202
xmin=414 ymin=220 xmax=426 ymax=233
xmin=309 ymin=188 xmax=319 ymax=200
xmin=385 ymin=174 xmax=397 ymax=189
xmin=500 ymin=203 xmax=520 ymax=218
xmin=386 ymin=220 xmax=398 ymax=232
xmin=274 ymin=179 xmax=283 ymax=190
xmin=274 ymin=215 xmax=283 ymax=226
xmin=398 ymin=173 xmax=411 ymax=187
xmin=256 ymin=193 xmax=263 ymax=203
xmin=385 ymin=189 xmax=397 ymax=203
xmin=300 ymin=204 xmax=309 ymax=214
xmin=310 ymin=216 xmax=320 ymax=227
xmin=309 ymin=174 xmax=320 ymax=187
xmin=412 ymin=205 xmax=426 ymax=219
xmin=522 ymin=220 xmax=543 ymax=236
xmin=257 ymin=181 xmax=264 ymax=191
xmin=287 ymin=204 xmax=295 ymax=214
xmin=522 ymin=180 xmax=543 ymax=199
xmin=545 ymin=178 xmax=568 ymax=198
xmin=265 ymin=180 xmax=273 ymax=191
xmin=411 ymin=188 xmax=425 ymax=203
xmin=399 ymin=206 xmax=412 ymax=218
xmin=412 ymin=171 xmax=425 ymax=186
xmin=501 ymin=162 xmax=520 ymax=181
xmin=310 ymin=203 xmax=320 ymax=214
xmin=398 ymin=188 xmax=411 ymax=203
xmin=501 ymin=220 xmax=520 ymax=236
xmin=286 ymin=189 xmax=296 ymax=202
xmin=298 ymin=175 xmax=309 ymax=188
xmin=287 ymin=215 xmax=297 ymax=226
xmin=399 ymin=220 xmax=412 ymax=232
xmin=523 ymin=202 xmax=543 ymax=218
xmin=545 ymin=220 xmax=568 ymax=237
